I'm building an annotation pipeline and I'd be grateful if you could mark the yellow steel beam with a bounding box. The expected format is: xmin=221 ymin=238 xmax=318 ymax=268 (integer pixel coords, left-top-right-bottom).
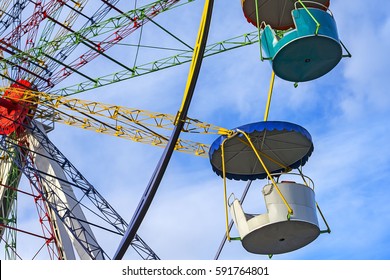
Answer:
xmin=0 ymin=87 xmax=229 ymax=157
xmin=48 ymin=108 xmax=210 ymax=157
xmin=0 ymin=87 xmax=229 ymax=135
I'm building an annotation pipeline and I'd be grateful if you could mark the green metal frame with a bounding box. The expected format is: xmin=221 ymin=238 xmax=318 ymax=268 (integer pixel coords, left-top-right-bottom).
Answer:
xmin=50 ymin=32 xmax=259 ymax=96
xmin=0 ymin=140 xmax=22 ymax=260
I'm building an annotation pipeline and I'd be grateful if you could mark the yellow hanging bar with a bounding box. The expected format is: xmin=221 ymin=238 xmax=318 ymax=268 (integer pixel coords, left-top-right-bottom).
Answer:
xmin=237 ymin=129 xmax=293 ymax=215
xmin=235 ymin=136 xmax=291 ymax=171
xmin=263 ymin=71 xmax=275 ymax=122
xmin=221 ymin=137 xmax=231 ymax=241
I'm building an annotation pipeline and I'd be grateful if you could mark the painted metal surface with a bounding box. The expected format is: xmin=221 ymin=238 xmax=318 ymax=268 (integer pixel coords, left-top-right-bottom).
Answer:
xmin=114 ymin=0 xmax=215 ymax=260
xmin=241 ymin=0 xmax=330 ymax=30
xmin=27 ymin=122 xmax=100 ymax=259
xmin=209 ymin=121 xmax=313 ymax=181
xmin=231 ymin=182 xmax=320 ymax=254
xmin=261 ymin=8 xmax=342 ymax=82
xmin=0 ymin=144 xmax=21 ymax=259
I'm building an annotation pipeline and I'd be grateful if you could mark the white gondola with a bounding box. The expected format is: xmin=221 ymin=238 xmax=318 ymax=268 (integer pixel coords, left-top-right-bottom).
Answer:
xmin=230 ymin=181 xmax=320 ymax=255
xmin=210 ymin=121 xmax=329 ymax=255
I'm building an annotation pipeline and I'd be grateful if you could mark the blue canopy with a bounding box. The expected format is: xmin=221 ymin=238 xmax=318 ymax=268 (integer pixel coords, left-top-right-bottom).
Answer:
xmin=209 ymin=121 xmax=314 ymax=181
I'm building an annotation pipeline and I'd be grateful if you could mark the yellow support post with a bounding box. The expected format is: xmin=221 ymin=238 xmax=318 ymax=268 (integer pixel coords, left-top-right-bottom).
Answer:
xmin=221 ymin=137 xmax=230 ymax=241
xmin=263 ymin=71 xmax=275 ymax=122
xmin=236 ymin=136 xmax=290 ymax=171
xmin=220 ymin=132 xmax=241 ymax=242
xmin=237 ymin=129 xmax=293 ymax=215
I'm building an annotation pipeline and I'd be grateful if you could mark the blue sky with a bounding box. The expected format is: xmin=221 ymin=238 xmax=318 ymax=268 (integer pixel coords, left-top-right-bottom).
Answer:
xmin=2 ymin=0 xmax=390 ymax=260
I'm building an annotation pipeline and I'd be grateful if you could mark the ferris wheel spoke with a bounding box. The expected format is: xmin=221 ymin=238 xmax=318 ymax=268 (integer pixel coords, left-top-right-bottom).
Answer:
xmin=3 ymin=1 xmax=122 ymax=71
xmin=0 ymin=132 xmax=109 ymax=260
xmin=29 ymin=89 xmax=226 ymax=135
xmin=24 ymin=181 xmax=65 ymax=260
xmin=0 ymin=135 xmax=21 ymax=259
xmin=20 ymin=1 xmax=83 ymax=79
xmin=50 ymin=31 xmax=259 ymax=96
xmin=1 ymin=0 xmax=192 ymax=91
xmin=0 ymin=59 xmax=50 ymax=87
xmin=0 ymin=0 xmax=14 ymax=32
xmin=38 ymin=0 xmax=183 ymax=91
xmin=0 ymin=0 xmax=85 ymax=83
xmin=1 ymin=86 xmax=218 ymax=156
xmin=34 ymin=0 xmax=89 ymax=51
xmin=21 ymin=120 xmax=161 ymax=259
xmin=1 ymin=0 xmax=88 ymax=83
xmin=41 ymin=104 xmax=210 ymax=157
xmin=27 ymin=0 xmax=89 ymax=80
xmin=106 ymin=1 xmax=194 ymax=51
xmin=9 ymin=0 xmax=22 ymax=81
xmin=1 ymin=139 xmax=124 ymax=238
xmin=0 ymin=222 xmax=59 ymax=260
xmin=0 ymin=141 xmax=71 ymax=260
xmin=0 ymin=234 xmax=22 ymax=259
xmin=0 ymin=117 xmax=161 ymax=259
xmin=3 ymin=0 xmax=193 ymax=68
xmin=23 ymin=1 xmax=45 ymax=52
xmin=0 ymin=0 xmax=29 ymax=36
xmin=1 ymin=0 xmax=70 ymax=48
xmin=24 ymin=120 xmax=128 ymax=232
xmin=27 ymin=0 xmax=110 ymax=82
xmin=0 ymin=39 xmax=51 ymax=85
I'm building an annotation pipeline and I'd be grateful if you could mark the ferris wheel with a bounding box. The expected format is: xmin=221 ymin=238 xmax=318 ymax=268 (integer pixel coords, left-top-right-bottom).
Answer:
xmin=0 ymin=0 xmax=349 ymax=260
xmin=0 ymin=0 xmax=257 ymax=260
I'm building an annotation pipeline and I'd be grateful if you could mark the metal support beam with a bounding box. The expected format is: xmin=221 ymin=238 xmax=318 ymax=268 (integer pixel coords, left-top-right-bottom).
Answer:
xmin=114 ymin=0 xmax=214 ymax=260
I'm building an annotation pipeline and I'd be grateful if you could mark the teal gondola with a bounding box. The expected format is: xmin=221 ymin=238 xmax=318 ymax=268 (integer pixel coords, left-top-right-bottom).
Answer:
xmin=261 ymin=6 xmax=343 ymax=82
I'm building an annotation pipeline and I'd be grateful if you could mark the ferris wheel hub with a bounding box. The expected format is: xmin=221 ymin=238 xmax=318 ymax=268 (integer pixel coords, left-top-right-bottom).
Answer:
xmin=0 ymin=80 xmax=37 ymax=135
